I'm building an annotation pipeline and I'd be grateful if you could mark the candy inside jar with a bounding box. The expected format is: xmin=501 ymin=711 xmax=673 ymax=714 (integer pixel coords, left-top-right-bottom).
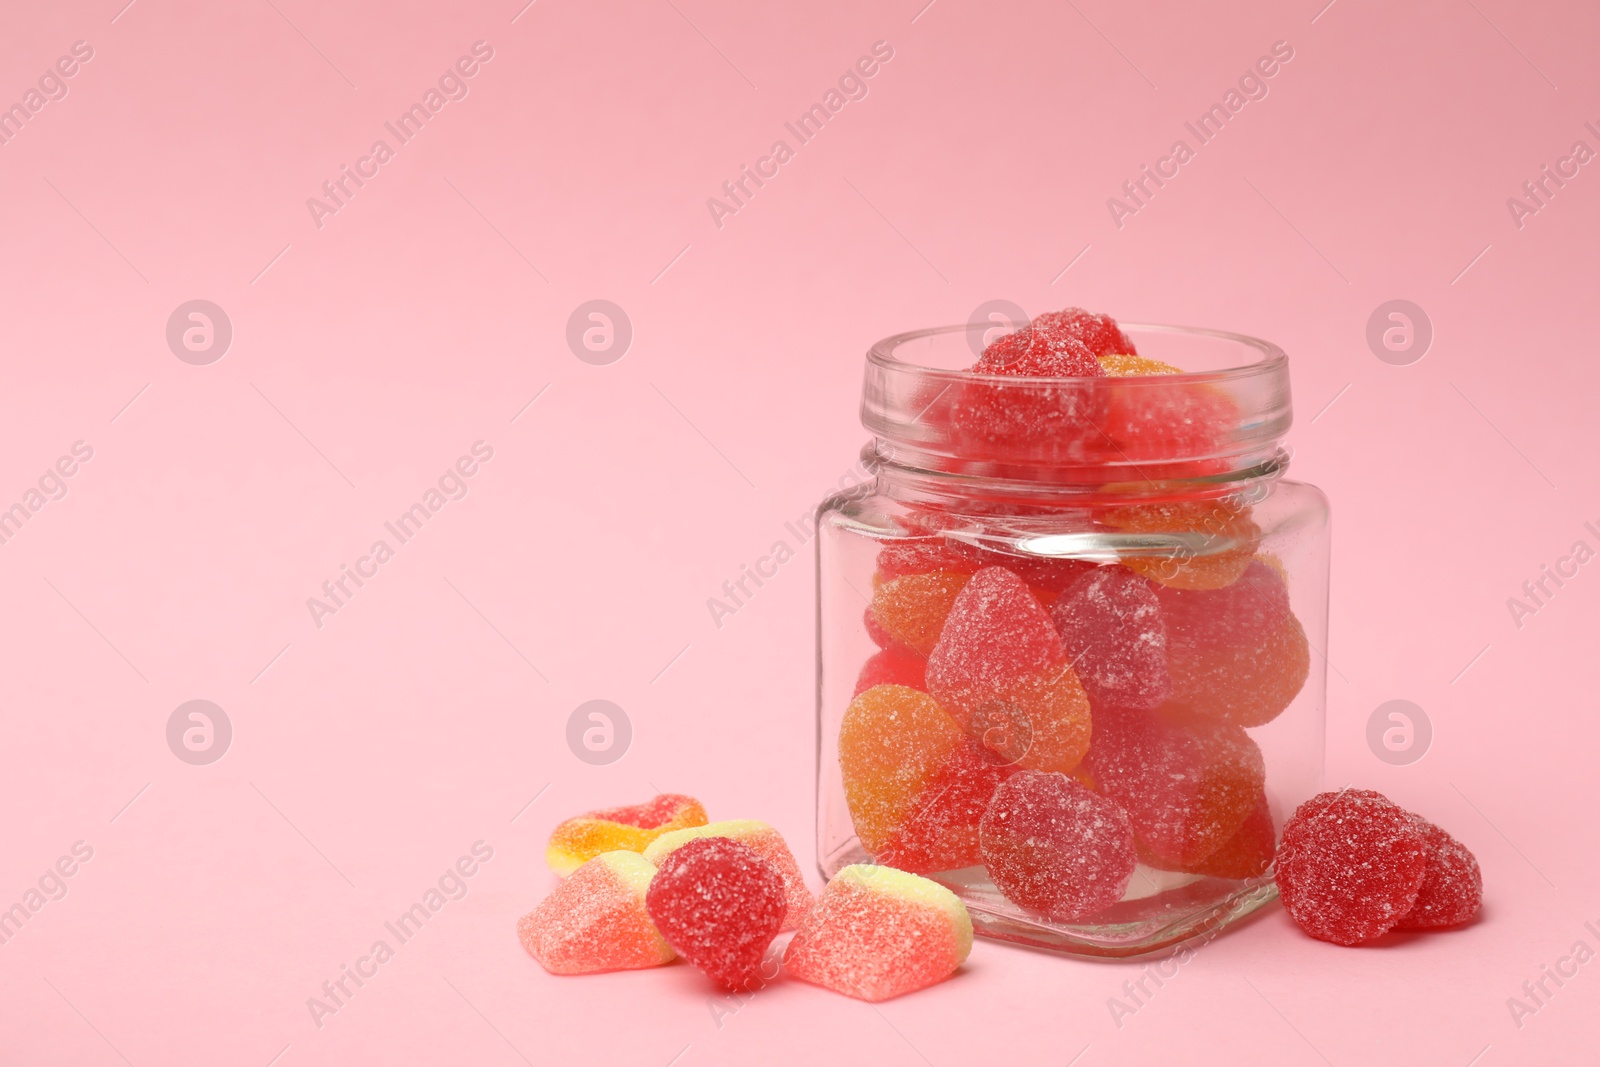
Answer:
xmin=815 ymin=309 xmax=1329 ymax=958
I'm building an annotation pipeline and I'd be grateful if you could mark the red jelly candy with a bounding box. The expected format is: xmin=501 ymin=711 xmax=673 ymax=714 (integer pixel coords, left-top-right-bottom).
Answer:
xmin=1394 ymin=817 xmax=1482 ymax=930
xmin=1176 ymin=791 xmax=1276 ymax=880
xmin=876 ymin=538 xmax=980 ymax=581
xmin=979 ymin=771 xmax=1136 ymax=922
xmin=1050 ymin=566 xmax=1171 ymax=711
xmin=644 ymin=837 xmax=786 ymax=989
xmin=975 ymin=326 xmax=1104 ymax=378
xmin=1276 ymin=790 xmax=1430 ymax=946
xmin=869 ymin=571 xmax=971 ymax=657
xmin=926 ymin=566 xmax=1092 ymax=774
xmin=853 ymin=646 xmax=928 ymax=697
xmin=1086 ymin=707 xmax=1264 ymax=867
xmin=949 ymin=326 xmax=1109 ymax=462
xmin=1030 ymin=307 xmax=1136 ymax=359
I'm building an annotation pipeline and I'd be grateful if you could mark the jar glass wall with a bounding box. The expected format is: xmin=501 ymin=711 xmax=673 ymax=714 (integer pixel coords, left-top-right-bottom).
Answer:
xmin=815 ymin=323 xmax=1329 ymax=958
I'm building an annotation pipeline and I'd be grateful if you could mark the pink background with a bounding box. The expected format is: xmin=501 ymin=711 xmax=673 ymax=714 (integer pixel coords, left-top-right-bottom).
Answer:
xmin=1 ymin=0 xmax=1596 ymax=1063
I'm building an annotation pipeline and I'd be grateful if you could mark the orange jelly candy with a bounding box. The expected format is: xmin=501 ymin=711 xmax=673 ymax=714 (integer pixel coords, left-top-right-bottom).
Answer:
xmin=868 ymin=571 xmax=971 ymax=656
xmin=1105 ymin=500 xmax=1260 ymax=591
xmin=546 ymin=794 xmax=708 ymax=876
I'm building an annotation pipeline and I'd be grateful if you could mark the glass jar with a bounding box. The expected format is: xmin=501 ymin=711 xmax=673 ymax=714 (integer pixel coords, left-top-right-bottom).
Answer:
xmin=815 ymin=322 xmax=1329 ymax=958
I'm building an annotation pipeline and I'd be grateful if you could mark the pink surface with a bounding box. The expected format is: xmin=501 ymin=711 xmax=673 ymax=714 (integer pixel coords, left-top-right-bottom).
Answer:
xmin=0 ymin=0 xmax=1595 ymax=1064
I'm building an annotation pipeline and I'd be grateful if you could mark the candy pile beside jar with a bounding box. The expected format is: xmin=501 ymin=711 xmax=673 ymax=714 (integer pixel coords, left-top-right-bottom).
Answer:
xmin=815 ymin=309 xmax=1329 ymax=957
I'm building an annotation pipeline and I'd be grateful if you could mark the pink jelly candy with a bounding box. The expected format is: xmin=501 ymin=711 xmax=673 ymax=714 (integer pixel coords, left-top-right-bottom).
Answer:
xmin=975 ymin=326 xmax=1104 ymax=377
xmin=879 ymin=739 xmax=1013 ymax=874
xmin=518 ymin=852 xmax=675 ymax=975
xmin=948 ymin=326 xmax=1109 ymax=461
xmin=1394 ymin=817 xmax=1482 ymax=930
xmin=1031 ymin=307 xmax=1136 ymax=358
xmin=783 ymin=864 xmax=972 ymax=1001
xmin=853 ymin=646 xmax=929 ymax=697
xmin=1275 ymin=790 xmax=1431 ymax=946
xmin=926 ymin=566 xmax=1092 ymax=774
xmin=644 ymin=837 xmax=786 ymax=990
xmin=1086 ymin=707 xmax=1264 ymax=867
xmin=979 ymin=771 xmax=1136 ymax=922
xmin=1050 ymin=566 xmax=1171 ymax=711
xmin=643 ymin=819 xmax=816 ymax=931
xmin=876 ymin=538 xmax=981 ymax=580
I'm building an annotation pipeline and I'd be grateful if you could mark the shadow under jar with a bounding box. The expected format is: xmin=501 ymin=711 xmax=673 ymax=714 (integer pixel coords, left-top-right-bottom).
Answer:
xmin=815 ymin=323 xmax=1329 ymax=958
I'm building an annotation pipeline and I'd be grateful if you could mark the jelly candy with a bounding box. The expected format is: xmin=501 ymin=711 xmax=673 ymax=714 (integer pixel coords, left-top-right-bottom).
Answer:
xmin=1099 ymin=353 xmax=1179 ymax=376
xmin=950 ymin=322 xmax=1109 ymax=461
xmin=1142 ymin=790 xmax=1276 ymax=880
xmin=1394 ymin=817 xmax=1482 ymax=930
xmin=979 ymin=771 xmax=1136 ymax=922
xmin=1087 ymin=707 xmax=1264 ymax=867
xmin=839 ymin=684 xmax=1008 ymax=873
xmin=869 ymin=571 xmax=971 ymax=656
xmin=876 ymin=538 xmax=980 ymax=581
xmin=644 ymin=837 xmax=786 ymax=990
xmin=1157 ymin=559 xmax=1289 ymax=653
xmin=853 ymin=646 xmax=928 ymax=697
xmin=518 ymin=852 xmax=675 ymax=974
xmin=643 ymin=819 xmax=815 ymax=930
xmin=1105 ymin=500 xmax=1260 ymax=591
xmin=1031 ymin=307 xmax=1137 ymax=359
xmin=1276 ymin=790 xmax=1429 ymax=946
xmin=926 ymin=566 xmax=1092 ymax=773
xmin=975 ymin=326 xmax=1103 ymax=378
xmin=546 ymin=794 xmax=708 ymax=875
xmin=783 ymin=863 xmax=972 ymax=1001
xmin=864 ymin=606 xmax=898 ymax=651
xmin=1049 ymin=565 xmax=1171 ymax=711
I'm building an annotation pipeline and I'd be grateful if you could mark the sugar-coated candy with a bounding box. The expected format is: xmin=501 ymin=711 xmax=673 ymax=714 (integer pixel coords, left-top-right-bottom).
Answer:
xmin=643 ymin=819 xmax=815 ymax=930
xmin=927 ymin=566 xmax=1092 ymax=773
xmin=1164 ymin=618 xmax=1310 ymax=729
xmin=1143 ymin=790 xmax=1276 ymax=880
xmin=979 ymin=771 xmax=1136 ymax=922
xmin=869 ymin=571 xmax=971 ymax=656
xmin=644 ymin=837 xmax=787 ymax=990
xmin=1099 ymin=353 xmax=1180 ymax=376
xmin=949 ymin=321 xmax=1109 ymax=461
xmin=876 ymin=538 xmax=980 ymax=581
xmin=546 ymin=794 xmax=709 ymax=876
xmin=783 ymin=864 xmax=972 ymax=1001
xmin=1394 ymin=817 xmax=1482 ymax=930
xmin=864 ymin=606 xmax=898 ymax=650
xmin=1031 ymin=307 xmax=1136 ymax=358
xmin=975 ymin=326 xmax=1104 ymax=377
xmin=1106 ymin=500 xmax=1260 ymax=591
xmin=1098 ymin=355 xmax=1237 ymax=467
xmin=1050 ymin=566 xmax=1171 ymax=711
xmin=1087 ymin=707 xmax=1264 ymax=867
xmin=854 ymin=646 xmax=928 ymax=697
xmin=518 ymin=852 xmax=675 ymax=974
xmin=1276 ymin=790 xmax=1430 ymax=946
xmin=839 ymin=684 xmax=1009 ymax=873
xmin=1157 ymin=559 xmax=1288 ymax=653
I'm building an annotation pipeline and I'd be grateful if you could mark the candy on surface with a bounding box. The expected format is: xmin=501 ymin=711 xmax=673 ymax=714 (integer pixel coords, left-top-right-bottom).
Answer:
xmin=518 ymin=851 xmax=675 ymax=975
xmin=926 ymin=566 xmax=1092 ymax=773
xmin=839 ymin=685 xmax=1008 ymax=873
xmin=853 ymin=646 xmax=928 ymax=697
xmin=1086 ymin=707 xmax=1264 ymax=867
xmin=1394 ymin=817 xmax=1482 ymax=930
xmin=782 ymin=863 xmax=972 ymax=1001
xmin=644 ymin=837 xmax=787 ymax=990
xmin=868 ymin=571 xmax=971 ymax=657
xmin=1099 ymin=353 xmax=1181 ymax=376
xmin=1275 ymin=790 xmax=1430 ymax=946
xmin=1162 ymin=615 xmax=1311 ymax=729
xmin=979 ymin=771 xmax=1136 ymax=922
xmin=546 ymin=794 xmax=709 ymax=875
xmin=1030 ymin=307 xmax=1137 ymax=359
xmin=1105 ymin=500 xmax=1260 ymax=591
xmin=643 ymin=820 xmax=815 ymax=930
xmin=1050 ymin=565 xmax=1171 ymax=711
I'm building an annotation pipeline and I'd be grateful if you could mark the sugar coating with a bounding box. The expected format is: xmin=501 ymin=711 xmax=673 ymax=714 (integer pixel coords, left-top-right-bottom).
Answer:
xmin=545 ymin=794 xmax=708 ymax=875
xmin=1158 ymin=559 xmax=1290 ymax=654
xmin=853 ymin=646 xmax=928 ymax=698
xmin=1087 ymin=707 xmax=1264 ymax=867
xmin=1031 ymin=308 xmax=1137 ymax=359
xmin=1099 ymin=353 xmax=1180 ymax=376
xmin=1164 ymin=615 xmax=1310 ymax=729
xmin=1142 ymin=790 xmax=1276 ymax=880
xmin=1276 ymin=790 xmax=1430 ymax=946
xmin=864 ymin=606 xmax=899 ymax=651
xmin=927 ymin=566 xmax=1092 ymax=774
xmin=876 ymin=538 xmax=981 ymax=581
xmin=839 ymin=685 xmax=1008 ymax=873
xmin=975 ymin=326 xmax=1104 ymax=377
xmin=783 ymin=864 xmax=972 ymax=1001
xmin=949 ymin=322 xmax=1110 ymax=459
xmin=1394 ymin=817 xmax=1482 ymax=930
xmin=519 ymin=851 xmax=675 ymax=975
xmin=644 ymin=837 xmax=786 ymax=990
xmin=643 ymin=820 xmax=815 ymax=930
xmin=1105 ymin=500 xmax=1261 ymax=591
xmin=869 ymin=571 xmax=972 ymax=656
xmin=979 ymin=771 xmax=1136 ymax=922
xmin=1050 ymin=566 xmax=1171 ymax=712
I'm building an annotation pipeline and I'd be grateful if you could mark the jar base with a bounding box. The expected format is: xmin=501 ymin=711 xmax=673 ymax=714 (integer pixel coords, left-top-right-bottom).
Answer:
xmin=820 ymin=845 xmax=1279 ymax=959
